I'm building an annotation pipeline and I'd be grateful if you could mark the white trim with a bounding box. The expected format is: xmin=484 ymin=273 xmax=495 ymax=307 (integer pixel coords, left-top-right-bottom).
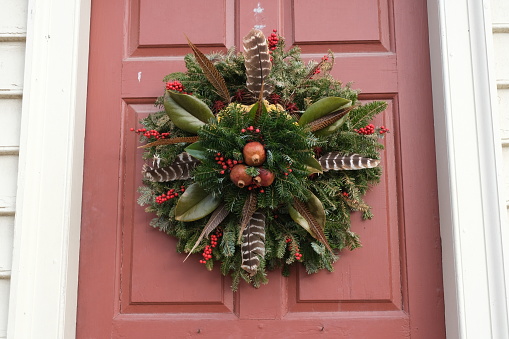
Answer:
xmin=7 ymin=0 xmax=91 ymax=338
xmin=428 ymin=0 xmax=509 ymax=338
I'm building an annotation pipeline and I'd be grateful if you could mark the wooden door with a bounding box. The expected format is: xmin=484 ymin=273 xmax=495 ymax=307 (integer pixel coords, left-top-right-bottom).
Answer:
xmin=78 ymin=0 xmax=445 ymax=337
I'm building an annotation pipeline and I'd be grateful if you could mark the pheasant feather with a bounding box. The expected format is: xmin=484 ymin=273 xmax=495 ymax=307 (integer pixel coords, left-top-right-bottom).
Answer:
xmin=319 ymin=153 xmax=380 ymax=171
xmin=186 ymin=36 xmax=231 ymax=103
xmin=240 ymin=210 xmax=266 ymax=276
xmin=292 ymin=198 xmax=334 ymax=255
xmin=184 ymin=203 xmax=229 ymax=262
xmin=243 ymin=29 xmax=273 ymax=99
xmin=142 ymin=152 xmax=200 ymax=182
xmin=139 ymin=136 xmax=199 ymax=149
xmin=308 ymin=106 xmax=355 ymax=132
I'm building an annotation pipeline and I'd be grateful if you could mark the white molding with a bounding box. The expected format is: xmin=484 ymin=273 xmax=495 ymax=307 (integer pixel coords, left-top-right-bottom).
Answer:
xmin=493 ymin=23 xmax=509 ymax=33
xmin=7 ymin=0 xmax=91 ymax=338
xmin=498 ymin=80 xmax=509 ymax=89
xmin=428 ymin=0 xmax=509 ymax=338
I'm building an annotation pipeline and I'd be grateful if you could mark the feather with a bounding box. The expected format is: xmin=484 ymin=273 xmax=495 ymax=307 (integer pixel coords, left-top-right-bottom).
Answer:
xmin=308 ymin=106 xmax=355 ymax=132
xmin=243 ymin=29 xmax=273 ymax=99
xmin=138 ymin=136 xmax=199 ymax=149
xmin=237 ymin=192 xmax=258 ymax=243
xmin=292 ymin=198 xmax=334 ymax=255
xmin=186 ymin=36 xmax=231 ymax=103
xmin=142 ymin=152 xmax=200 ymax=182
xmin=240 ymin=210 xmax=266 ymax=276
xmin=184 ymin=203 xmax=229 ymax=262
xmin=319 ymin=153 xmax=380 ymax=171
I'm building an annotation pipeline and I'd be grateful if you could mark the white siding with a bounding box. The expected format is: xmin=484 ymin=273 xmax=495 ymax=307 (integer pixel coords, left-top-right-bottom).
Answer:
xmin=0 ymin=0 xmax=27 ymax=338
xmin=493 ymin=0 xmax=509 ymax=222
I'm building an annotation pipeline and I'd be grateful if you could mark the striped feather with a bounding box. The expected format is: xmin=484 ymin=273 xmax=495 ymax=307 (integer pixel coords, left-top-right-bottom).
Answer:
xmin=243 ymin=29 xmax=273 ymax=99
xmin=142 ymin=152 xmax=200 ymax=182
xmin=237 ymin=192 xmax=258 ymax=243
xmin=318 ymin=153 xmax=380 ymax=171
xmin=240 ymin=211 xmax=266 ymax=276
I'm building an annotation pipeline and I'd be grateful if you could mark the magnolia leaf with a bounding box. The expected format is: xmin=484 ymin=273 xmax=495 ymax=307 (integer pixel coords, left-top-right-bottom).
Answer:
xmin=302 ymin=155 xmax=323 ymax=174
xmin=185 ymin=141 xmax=208 ymax=161
xmin=298 ymin=97 xmax=351 ymax=126
xmin=175 ymin=183 xmax=222 ymax=221
xmin=164 ymin=91 xmax=214 ymax=134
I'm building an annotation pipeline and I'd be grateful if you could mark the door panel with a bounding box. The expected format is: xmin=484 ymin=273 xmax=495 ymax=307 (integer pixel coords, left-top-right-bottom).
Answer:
xmin=78 ymin=0 xmax=444 ymax=337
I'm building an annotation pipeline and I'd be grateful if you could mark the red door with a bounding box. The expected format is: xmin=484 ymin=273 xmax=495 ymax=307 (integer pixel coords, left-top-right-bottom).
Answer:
xmin=78 ymin=0 xmax=445 ymax=337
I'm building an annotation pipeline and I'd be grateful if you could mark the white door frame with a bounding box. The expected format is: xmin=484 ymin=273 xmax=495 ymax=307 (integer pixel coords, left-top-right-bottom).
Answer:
xmin=7 ymin=0 xmax=509 ymax=338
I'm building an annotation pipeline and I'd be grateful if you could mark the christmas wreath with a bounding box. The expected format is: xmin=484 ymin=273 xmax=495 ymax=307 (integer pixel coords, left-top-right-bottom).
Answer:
xmin=135 ymin=29 xmax=388 ymax=290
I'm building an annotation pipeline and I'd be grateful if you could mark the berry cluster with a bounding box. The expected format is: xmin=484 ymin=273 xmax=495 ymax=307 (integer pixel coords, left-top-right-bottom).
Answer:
xmin=342 ymin=191 xmax=349 ymax=197
xmin=267 ymin=29 xmax=279 ymax=53
xmin=313 ymin=55 xmax=329 ymax=75
xmin=215 ymin=152 xmax=241 ymax=175
xmin=246 ymin=183 xmax=265 ymax=193
xmin=354 ymin=124 xmax=375 ymax=135
xmin=199 ymin=245 xmax=213 ymax=264
xmin=240 ymin=125 xmax=261 ymax=134
xmin=199 ymin=229 xmax=223 ymax=264
xmin=283 ymin=168 xmax=293 ymax=176
xmin=130 ymin=128 xmax=171 ymax=139
xmin=155 ymin=186 xmax=185 ymax=204
xmin=165 ymin=80 xmax=184 ymax=92
xmin=378 ymin=126 xmax=389 ymax=134
xmin=286 ymin=238 xmax=303 ymax=260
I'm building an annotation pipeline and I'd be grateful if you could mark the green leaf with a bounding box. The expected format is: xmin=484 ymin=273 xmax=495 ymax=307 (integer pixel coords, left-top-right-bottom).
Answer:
xmin=185 ymin=141 xmax=208 ymax=161
xmin=302 ymin=155 xmax=323 ymax=174
xmin=298 ymin=97 xmax=351 ymax=126
xmin=247 ymin=101 xmax=267 ymax=121
xmin=164 ymin=91 xmax=214 ymax=134
xmin=314 ymin=114 xmax=348 ymax=137
xmin=288 ymin=191 xmax=326 ymax=238
xmin=175 ymin=183 xmax=222 ymax=221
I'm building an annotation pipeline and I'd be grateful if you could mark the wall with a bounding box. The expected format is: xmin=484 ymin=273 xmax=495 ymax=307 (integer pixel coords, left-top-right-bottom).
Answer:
xmin=493 ymin=0 xmax=509 ymax=220
xmin=0 ymin=1 xmax=27 ymax=338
